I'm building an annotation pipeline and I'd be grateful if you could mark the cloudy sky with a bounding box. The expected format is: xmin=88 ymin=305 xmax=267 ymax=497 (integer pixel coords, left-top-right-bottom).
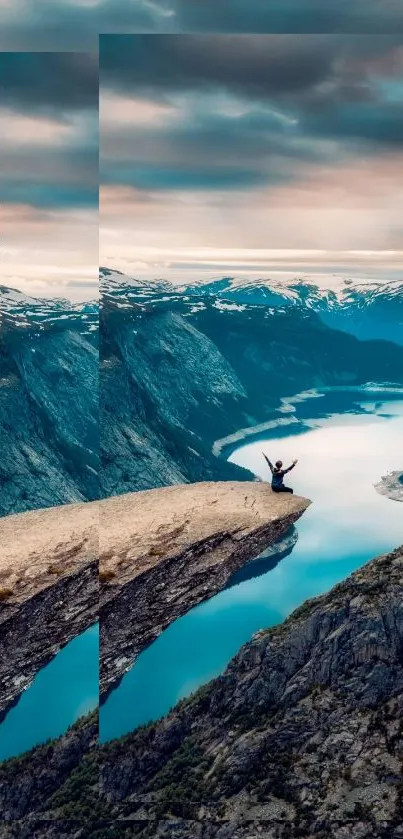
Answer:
xmin=1 ymin=1 xmax=403 ymax=50
xmin=100 ymin=35 xmax=403 ymax=285
xmin=1 ymin=53 xmax=98 ymax=301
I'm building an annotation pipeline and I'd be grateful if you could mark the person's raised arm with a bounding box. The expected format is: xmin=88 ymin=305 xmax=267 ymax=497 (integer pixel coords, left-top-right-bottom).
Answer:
xmin=284 ymin=459 xmax=298 ymax=474
xmin=262 ymin=452 xmax=274 ymax=473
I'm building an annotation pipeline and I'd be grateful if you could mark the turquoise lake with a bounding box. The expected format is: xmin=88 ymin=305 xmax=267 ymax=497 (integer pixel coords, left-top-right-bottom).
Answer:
xmin=100 ymin=387 xmax=403 ymax=743
xmin=0 ymin=625 xmax=98 ymax=762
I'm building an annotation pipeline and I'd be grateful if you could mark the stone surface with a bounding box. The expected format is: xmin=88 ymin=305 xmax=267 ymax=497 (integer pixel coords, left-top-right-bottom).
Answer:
xmin=0 ymin=501 xmax=98 ymax=714
xmin=375 ymin=470 xmax=403 ymax=502
xmin=99 ymin=481 xmax=310 ymax=698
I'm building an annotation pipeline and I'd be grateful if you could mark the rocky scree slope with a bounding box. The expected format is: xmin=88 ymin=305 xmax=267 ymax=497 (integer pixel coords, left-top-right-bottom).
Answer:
xmin=100 ymin=544 xmax=403 ymax=837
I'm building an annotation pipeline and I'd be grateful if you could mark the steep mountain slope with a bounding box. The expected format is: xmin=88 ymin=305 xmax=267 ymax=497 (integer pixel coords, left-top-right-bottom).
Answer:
xmin=100 ymin=271 xmax=403 ymax=496
xmin=0 ymin=287 xmax=99 ymax=516
xmin=100 ymin=544 xmax=403 ymax=837
xmin=189 ymin=301 xmax=403 ymax=409
xmin=0 ymin=712 xmax=99 ymax=822
xmin=100 ymin=299 xmax=253 ymax=496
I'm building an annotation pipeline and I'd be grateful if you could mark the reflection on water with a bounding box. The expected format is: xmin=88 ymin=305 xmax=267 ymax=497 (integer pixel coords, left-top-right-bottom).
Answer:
xmin=0 ymin=625 xmax=98 ymax=762
xmin=100 ymin=391 xmax=401 ymax=742
xmin=225 ymin=527 xmax=298 ymax=590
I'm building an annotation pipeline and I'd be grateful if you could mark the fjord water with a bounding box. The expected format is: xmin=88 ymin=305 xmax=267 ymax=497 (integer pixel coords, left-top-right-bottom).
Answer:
xmin=100 ymin=389 xmax=403 ymax=743
xmin=0 ymin=625 xmax=98 ymax=762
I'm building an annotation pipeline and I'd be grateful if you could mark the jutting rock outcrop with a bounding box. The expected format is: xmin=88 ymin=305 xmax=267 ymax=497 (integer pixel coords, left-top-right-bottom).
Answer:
xmin=99 ymin=481 xmax=310 ymax=698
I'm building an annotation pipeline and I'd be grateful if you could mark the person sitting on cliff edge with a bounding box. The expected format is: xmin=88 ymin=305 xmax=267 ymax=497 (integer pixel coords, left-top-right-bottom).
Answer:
xmin=262 ymin=453 xmax=298 ymax=494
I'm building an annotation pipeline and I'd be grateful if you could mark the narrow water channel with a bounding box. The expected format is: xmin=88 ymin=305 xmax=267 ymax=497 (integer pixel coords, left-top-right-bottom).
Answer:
xmin=0 ymin=624 xmax=98 ymax=762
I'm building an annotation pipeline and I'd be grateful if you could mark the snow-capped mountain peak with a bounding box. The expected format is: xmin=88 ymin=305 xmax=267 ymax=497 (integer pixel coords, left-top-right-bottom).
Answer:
xmin=0 ymin=285 xmax=98 ymax=337
xmin=99 ymin=267 xmax=402 ymax=345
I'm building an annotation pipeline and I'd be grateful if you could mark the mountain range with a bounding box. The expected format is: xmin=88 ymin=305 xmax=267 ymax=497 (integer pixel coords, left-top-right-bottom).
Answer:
xmin=100 ymin=269 xmax=403 ymax=345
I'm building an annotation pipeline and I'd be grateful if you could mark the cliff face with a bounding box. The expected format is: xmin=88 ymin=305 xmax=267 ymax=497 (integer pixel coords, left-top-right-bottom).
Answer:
xmin=100 ymin=545 xmax=403 ymax=838
xmin=0 ymin=480 xmax=308 ymax=716
xmin=0 ymin=313 xmax=98 ymax=517
xmin=0 ymin=501 xmax=98 ymax=714
xmin=99 ymin=482 xmax=310 ymax=698
xmin=100 ymin=306 xmax=253 ymax=497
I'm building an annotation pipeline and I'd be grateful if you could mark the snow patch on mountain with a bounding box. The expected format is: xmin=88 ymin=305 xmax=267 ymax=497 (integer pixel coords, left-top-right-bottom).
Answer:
xmin=99 ymin=268 xmax=402 ymax=344
xmin=0 ymin=285 xmax=98 ymax=338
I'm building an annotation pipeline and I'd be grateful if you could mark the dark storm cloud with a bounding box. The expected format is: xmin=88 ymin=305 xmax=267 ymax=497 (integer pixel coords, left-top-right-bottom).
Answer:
xmin=101 ymin=102 xmax=334 ymax=193
xmin=0 ymin=0 xmax=164 ymax=50
xmin=103 ymin=163 xmax=267 ymax=191
xmin=100 ymin=35 xmax=403 ymax=195
xmin=165 ymin=0 xmax=403 ymax=35
xmin=100 ymin=34 xmax=403 ymax=113
xmin=100 ymin=34 xmax=338 ymax=100
xmin=1 ymin=0 xmax=403 ymax=51
xmin=1 ymin=53 xmax=98 ymax=210
xmin=1 ymin=138 xmax=99 ymax=209
xmin=1 ymin=53 xmax=98 ymax=115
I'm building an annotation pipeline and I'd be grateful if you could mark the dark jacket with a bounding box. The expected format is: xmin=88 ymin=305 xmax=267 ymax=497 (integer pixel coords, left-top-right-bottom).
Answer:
xmin=263 ymin=454 xmax=295 ymax=488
